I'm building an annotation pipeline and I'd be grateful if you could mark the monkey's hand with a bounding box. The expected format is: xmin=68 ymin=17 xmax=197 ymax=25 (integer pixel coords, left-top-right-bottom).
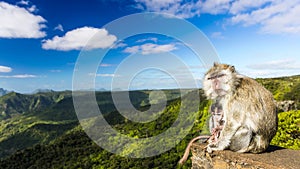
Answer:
xmin=206 ymin=142 xmax=223 ymax=153
xmin=206 ymin=137 xmax=231 ymax=153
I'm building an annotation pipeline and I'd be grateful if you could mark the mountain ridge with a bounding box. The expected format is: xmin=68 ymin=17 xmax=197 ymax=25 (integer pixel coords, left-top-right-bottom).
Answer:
xmin=0 ymin=75 xmax=299 ymax=168
xmin=0 ymin=88 xmax=11 ymax=97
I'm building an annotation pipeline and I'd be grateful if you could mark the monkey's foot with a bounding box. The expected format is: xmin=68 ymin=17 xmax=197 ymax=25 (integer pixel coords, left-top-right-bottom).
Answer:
xmin=206 ymin=143 xmax=218 ymax=153
xmin=206 ymin=140 xmax=229 ymax=153
xmin=206 ymin=146 xmax=213 ymax=153
xmin=206 ymin=146 xmax=224 ymax=153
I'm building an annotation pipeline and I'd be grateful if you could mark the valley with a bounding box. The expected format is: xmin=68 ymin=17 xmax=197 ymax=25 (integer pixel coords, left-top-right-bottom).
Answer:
xmin=0 ymin=76 xmax=299 ymax=168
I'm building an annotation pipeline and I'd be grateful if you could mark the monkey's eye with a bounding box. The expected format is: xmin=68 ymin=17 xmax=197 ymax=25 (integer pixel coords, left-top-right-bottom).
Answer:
xmin=217 ymin=74 xmax=225 ymax=78
xmin=208 ymin=74 xmax=225 ymax=80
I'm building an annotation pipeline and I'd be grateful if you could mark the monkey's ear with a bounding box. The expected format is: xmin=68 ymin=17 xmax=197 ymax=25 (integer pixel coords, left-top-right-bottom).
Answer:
xmin=213 ymin=62 xmax=219 ymax=67
xmin=229 ymin=65 xmax=236 ymax=72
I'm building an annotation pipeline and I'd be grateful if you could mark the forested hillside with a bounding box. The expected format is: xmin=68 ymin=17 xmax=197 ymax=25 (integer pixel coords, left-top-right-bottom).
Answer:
xmin=0 ymin=89 xmax=207 ymax=169
xmin=0 ymin=89 xmax=184 ymax=159
xmin=0 ymin=76 xmax=299 ymax=168
xmin=256 ymin=75 xmax=300 ymax=108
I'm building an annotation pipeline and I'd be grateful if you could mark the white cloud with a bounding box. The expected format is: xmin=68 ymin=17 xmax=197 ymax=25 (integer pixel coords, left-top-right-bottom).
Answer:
xmin=230 ymin=0 xmax=300 ymax=34
xmin=261 ymin=4 xmax=300 ymax=34
xmin=211 ymin=32 xmax=225 ymax=39
xmin=229 ymin=0 xmax=272 ymax=14
xmin=247 ymin=59 xmax=300 ymax=70
xmin=230 ymin=1 xmax=285 ymax=26
xmin=134 ymin=0 xmax=233 ymax=17
xmin=124 ymin=46 xmax=140 ymax=54
xmin=134 ymin=0 xmax=202 ymax=18
xmin=135 ymin=0 xmax=237 ymax=17
xmin=112 ymin=42 xmax=127 ymax=49
xmin=141 ymin=43 xmax=177 ymax=54
xmin=50 ymin=69 xmax=62 ymax=73
xmin=97 ymin=74 xmax=119 ymax=77
xmin=0 ymin=2 xmax=46 ymax=38
xmin=42 ymin=27 xmax=117 ymax=51
xmin=99 ymin=63 xmax=113 ymax=67
xmin=135 ymin=0 xmax=300 ymax=35
xmin=243 ymin=59 xmax=300 ymax=78
xmin=0 ymin=74 xmax=37 ymax=78
xmin=89 ymin=73 xmax=119 ymax=77
xmin=240 ymin=70 xmax=276 ymax=77
xmin=124 ymin=43 xmax=177 ymax=55
xmin=17 ymin=0 xmax=29 ymax=5
xmin=27 ymin=5 xmax=37 ymax=12
xmin=0 ymin=65 xmax=37 ymax=78
xmin=16 ymin=0 xmax=38 ymax=13
xmin=240 ymin=69 xmax=300 ymax=78
xmin=0 ymin=66 xmax=12 ymax=73
xmin=136 ymin=37 xmax=158 ymax=43
xmin=200 ymin=0 xmax=233 ymax=14
xmin=54 ymin=24 xmax=64 ymax=32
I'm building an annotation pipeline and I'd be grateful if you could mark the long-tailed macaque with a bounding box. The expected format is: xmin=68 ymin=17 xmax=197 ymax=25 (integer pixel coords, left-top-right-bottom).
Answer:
xmin=203 ymin=63 xmax=277 ymax=153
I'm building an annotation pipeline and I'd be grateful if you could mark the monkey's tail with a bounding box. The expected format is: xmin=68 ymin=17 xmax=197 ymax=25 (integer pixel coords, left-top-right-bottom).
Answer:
xmin=178 ymin=135 xmax=210 ymax=165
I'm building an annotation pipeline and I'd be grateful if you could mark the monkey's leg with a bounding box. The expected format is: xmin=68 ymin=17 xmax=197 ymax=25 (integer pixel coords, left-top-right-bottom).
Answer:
xmin=230 ymin=126 xmax=252 ymax=152
xmin=247 ymin=135 xmax=269 ymax=153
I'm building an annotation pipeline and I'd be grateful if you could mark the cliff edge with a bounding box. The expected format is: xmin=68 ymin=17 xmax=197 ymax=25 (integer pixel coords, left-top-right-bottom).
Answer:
xmin=191 ymin=143 xmax=300 ymax=169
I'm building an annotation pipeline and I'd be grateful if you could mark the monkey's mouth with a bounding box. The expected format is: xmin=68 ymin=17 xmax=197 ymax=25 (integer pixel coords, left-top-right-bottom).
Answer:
xmin=215 ymin=89 xmax=227 ymax=96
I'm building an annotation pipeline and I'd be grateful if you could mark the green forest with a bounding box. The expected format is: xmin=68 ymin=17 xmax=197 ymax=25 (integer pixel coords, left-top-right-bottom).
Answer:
xmin=0 ymin=76 xmax=299 ymax=169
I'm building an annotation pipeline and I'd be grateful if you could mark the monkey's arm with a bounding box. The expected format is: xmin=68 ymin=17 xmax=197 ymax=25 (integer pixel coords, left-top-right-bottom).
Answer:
xmin=207 ymin=116 xmax=241 ymax=152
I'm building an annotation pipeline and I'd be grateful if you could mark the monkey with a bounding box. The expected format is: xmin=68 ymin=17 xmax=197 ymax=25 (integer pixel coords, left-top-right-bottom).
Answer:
xmin=202 ymin=63 xmax=277 ymax=153
xmin=178 ymin=100 xmax=224 ymax=165
xmin=208 ymin=101 xmax=224 ymax=144
xmin=179 ymin=63 xmax=277 ymax=164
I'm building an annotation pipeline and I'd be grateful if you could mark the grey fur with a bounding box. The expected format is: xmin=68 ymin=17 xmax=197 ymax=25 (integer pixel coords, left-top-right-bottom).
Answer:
xmin=203 ymin=63 xmax=277 ymax=153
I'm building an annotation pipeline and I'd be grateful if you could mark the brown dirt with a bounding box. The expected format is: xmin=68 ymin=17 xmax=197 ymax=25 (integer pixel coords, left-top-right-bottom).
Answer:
xmin=191 ymin=143 xmax=300 ymax=169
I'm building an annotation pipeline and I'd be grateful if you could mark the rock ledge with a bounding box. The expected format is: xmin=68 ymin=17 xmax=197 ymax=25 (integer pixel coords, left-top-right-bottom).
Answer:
xmin=191 ymin=143 xmax=300 ymax=169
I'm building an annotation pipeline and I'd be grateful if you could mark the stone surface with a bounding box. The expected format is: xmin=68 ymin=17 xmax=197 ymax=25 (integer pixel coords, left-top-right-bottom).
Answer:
xmin=275 ymin=100 xmax=297 ymax=112
xmin=191 ymin=143 xmax=300 ymax=169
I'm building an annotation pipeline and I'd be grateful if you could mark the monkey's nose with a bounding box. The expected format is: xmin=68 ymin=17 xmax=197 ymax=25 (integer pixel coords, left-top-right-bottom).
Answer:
xmin=214 ymin=81 xmax=220 ymax=89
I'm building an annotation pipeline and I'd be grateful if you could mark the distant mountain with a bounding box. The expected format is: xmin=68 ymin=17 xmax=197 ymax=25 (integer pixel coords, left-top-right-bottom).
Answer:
xmin=0 ymin=91 xmax=70 ymax=120
xmin=0 ymin=88 xmax=11 ymax=97
xmin=32 ymin=89 xmax=55 ymax=94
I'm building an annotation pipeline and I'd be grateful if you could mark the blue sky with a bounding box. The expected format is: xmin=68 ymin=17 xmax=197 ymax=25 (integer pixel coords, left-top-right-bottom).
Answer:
xmin=1 ymin=0 xmax=300 ymax=93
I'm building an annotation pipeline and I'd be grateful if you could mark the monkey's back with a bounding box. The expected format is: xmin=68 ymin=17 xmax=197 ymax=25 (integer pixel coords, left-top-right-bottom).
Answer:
xmin=228 ymin=76 xmax=277 ymax=152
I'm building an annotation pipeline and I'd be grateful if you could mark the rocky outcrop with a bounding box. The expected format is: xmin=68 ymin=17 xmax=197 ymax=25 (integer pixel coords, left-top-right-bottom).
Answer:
xmin=275 ymin=100 xmax=297 ymax=112
xmin=191 ymin=143 xmax=300 ymax=169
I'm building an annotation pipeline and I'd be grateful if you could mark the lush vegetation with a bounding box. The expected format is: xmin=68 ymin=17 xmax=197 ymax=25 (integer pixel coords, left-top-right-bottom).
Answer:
xmin=0 ymin=91 xmax=77 ymax=158
xmin=0 ymin=75 xmax=299 ymax=168
xmin=0 ymin=89 xmax=185 ymax=159
xmin=271 ymin=110 xmax=300 ymax=149
xmin=256 ymin=75 xmax=300 ymax=108
xmin=256 ymin=76 xmax=300 ymax=149
xmin=0 ymin=89 xmax=206 ymax=168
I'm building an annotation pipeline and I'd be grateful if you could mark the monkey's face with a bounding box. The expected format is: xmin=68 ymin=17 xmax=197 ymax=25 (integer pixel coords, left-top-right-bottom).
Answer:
xmin=203 ymin=63 xmax=236 ymax=99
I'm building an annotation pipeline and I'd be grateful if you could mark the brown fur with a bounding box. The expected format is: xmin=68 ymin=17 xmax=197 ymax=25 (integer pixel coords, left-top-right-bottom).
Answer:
xmin=203 ymin=63 xmax=277 ymax=153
